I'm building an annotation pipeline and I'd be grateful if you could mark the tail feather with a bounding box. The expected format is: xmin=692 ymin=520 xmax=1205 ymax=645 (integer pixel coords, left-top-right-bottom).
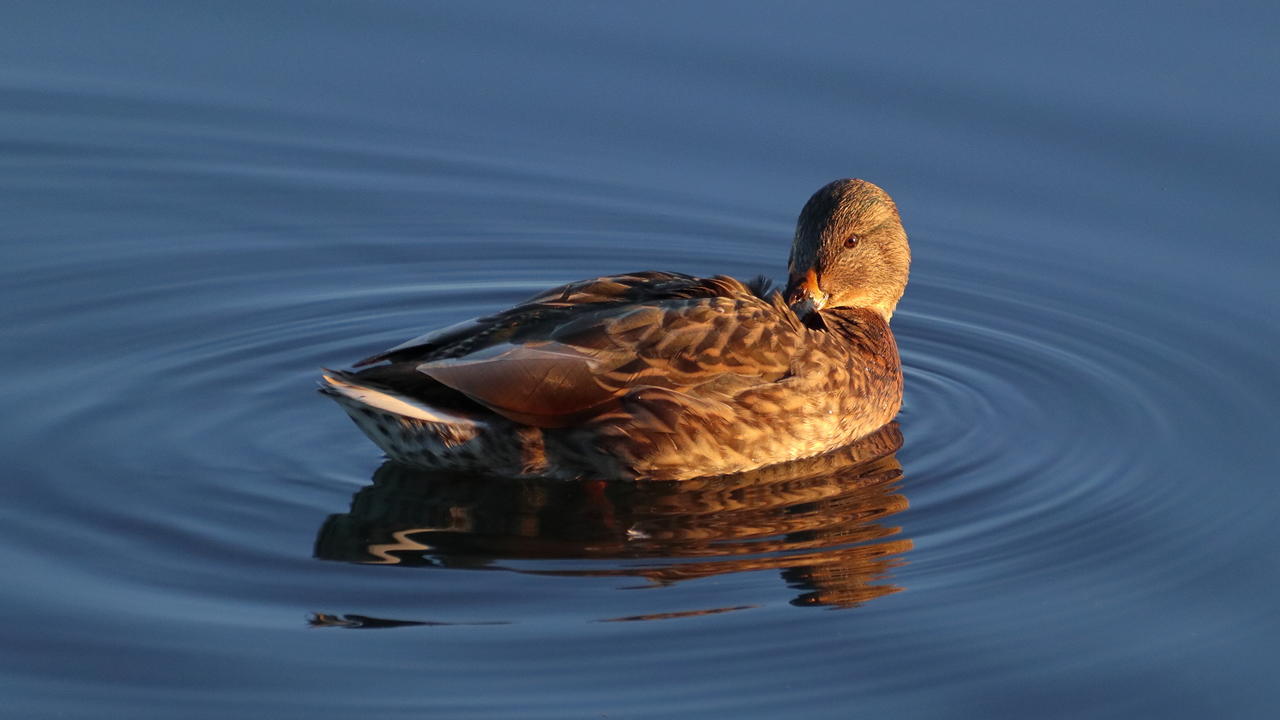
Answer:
xmin=319 ymin=371 xmax=479 ymax=427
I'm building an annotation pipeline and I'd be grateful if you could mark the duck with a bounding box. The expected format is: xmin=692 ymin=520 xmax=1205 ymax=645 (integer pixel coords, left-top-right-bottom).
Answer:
xmin=321 ymin=178 xmax=910 ymax=481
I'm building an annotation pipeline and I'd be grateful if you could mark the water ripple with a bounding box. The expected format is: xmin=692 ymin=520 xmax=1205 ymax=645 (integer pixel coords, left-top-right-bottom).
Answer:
xmin=4 ymin=101 xmax=1279 ymax=716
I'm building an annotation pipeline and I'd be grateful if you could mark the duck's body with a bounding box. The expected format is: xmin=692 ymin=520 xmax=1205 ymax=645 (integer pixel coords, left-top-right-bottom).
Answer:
xmin=322 ymin=179 xmax=909 ymax=480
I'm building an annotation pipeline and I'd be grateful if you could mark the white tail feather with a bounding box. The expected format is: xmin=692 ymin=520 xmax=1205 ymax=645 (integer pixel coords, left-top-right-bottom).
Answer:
xmin=319 ymin=374 xmax=478 ymax=426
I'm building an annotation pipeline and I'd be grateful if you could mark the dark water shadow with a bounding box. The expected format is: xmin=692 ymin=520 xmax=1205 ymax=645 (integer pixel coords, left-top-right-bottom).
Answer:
xmin=313 ymin=423 xmax=911 ymax=624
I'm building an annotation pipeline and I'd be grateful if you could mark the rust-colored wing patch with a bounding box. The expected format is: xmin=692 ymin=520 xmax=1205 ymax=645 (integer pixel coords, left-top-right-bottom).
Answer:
xmin=418 ymin=344 xmax=619 ymax=428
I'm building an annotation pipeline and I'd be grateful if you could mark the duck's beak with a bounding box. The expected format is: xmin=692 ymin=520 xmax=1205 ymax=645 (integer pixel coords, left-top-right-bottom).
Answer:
xmin=786 ymin=268 xmax=828 ymax=319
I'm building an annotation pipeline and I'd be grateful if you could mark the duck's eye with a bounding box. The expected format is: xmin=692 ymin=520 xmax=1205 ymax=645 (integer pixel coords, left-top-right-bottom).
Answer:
xmin=844 ymin=235 xmax=860 ymax=248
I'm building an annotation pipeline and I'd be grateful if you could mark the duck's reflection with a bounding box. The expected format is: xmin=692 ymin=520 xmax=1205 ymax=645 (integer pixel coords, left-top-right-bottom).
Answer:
xmin=314 ymin=423 xmax=910 ymax=619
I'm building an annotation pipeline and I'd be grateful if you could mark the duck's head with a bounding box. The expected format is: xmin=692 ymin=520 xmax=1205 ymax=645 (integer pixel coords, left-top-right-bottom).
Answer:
xmin=785 ymin=179 xmax=910 ymax=323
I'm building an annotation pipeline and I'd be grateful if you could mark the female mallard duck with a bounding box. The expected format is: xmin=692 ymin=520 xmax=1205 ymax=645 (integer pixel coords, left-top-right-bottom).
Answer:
xmin=321 ymin=178 xmax=909 ymax=480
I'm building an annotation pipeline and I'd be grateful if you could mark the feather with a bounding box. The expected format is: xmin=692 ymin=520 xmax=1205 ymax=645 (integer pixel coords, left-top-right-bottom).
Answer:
xmin=319 ymin=372 xmax=479 ymax=426
xmin=417 ymin=344 xmax=618 ymax=427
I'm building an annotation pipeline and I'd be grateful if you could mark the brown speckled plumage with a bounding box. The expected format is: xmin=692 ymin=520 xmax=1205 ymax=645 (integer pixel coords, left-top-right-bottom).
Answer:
xmin=321 ymin=178 xmax=909 ymax=480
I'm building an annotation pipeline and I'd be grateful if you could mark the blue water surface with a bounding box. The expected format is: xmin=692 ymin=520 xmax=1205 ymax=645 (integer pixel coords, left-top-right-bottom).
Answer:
xmin=2 ymin=2 xmax=1278 ymax=718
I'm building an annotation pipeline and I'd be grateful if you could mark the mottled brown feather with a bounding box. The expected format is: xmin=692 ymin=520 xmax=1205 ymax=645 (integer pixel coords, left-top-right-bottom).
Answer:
xmin=411 ymin=278 xmax=800 ymax=430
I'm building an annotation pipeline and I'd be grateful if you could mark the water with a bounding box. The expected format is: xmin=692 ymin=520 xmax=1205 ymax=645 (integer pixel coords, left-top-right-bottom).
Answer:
xmin=2 ymin=2 xmax=1278 ymax=718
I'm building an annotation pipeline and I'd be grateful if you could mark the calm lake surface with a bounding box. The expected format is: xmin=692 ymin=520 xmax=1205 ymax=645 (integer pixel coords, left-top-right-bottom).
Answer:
xmin=3 ymin=2 xmax=1278 ymax=718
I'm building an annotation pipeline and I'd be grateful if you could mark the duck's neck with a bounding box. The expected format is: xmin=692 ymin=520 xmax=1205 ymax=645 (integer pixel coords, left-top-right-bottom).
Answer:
xmin=819 ymin=307 xmax=895 ymax=346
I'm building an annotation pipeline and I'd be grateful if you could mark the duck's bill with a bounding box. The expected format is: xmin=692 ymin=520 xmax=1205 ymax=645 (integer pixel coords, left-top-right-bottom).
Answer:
xmin=786 ymin=268 xmax=828 ymax=319
xmin=788 ymin=294 xmax=827 ymax=320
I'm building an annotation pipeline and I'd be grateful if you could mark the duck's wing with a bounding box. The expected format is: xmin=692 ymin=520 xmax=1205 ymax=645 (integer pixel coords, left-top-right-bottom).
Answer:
xmin=353 ymin=272 xmax=700 ymax=367
xmin=409 ymin=279 xmax=803 ymax=428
